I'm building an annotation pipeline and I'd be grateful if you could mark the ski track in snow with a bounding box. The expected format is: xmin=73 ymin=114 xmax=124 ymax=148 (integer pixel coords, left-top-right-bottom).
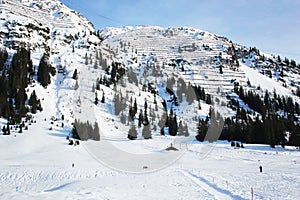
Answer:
xmin=178 ymin=169 xmax=243 ymax=200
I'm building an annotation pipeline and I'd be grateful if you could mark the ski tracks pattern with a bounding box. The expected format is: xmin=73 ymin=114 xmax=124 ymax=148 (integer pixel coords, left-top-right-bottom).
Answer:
xmin=178 ymin=169 xmax=244 ymax=200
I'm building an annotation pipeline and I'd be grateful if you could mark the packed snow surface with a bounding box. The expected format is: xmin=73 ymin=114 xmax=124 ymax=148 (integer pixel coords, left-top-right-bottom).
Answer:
xmin=1 ymin=101 xmax=299 ymax=199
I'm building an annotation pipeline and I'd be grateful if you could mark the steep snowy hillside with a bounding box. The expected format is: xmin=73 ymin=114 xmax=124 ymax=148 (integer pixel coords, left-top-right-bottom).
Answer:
xmin=99 ymin=25 xmax=299 ymax=141
xmin=0 ymin=0 xmax=101 ymax=131
xmin=101 ymin=25 xmax=300 ymax=96
xmin=0 ymin=0 xmax=99 ymax=51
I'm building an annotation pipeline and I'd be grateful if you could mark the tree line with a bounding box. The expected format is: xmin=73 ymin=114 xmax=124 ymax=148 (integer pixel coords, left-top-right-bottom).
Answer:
xmin=0 ymin=47 xmax=54 ymax=125
xmin=196 ymin=86 xmax=300 ymax=147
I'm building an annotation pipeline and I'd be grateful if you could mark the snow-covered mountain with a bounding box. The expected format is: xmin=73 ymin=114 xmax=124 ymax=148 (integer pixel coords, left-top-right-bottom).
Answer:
xmin=98 ymin=25 xmax=300 ymax=146
xmin=0 ymin=0 xmax=100 ymax=67
xmin=0 ymin=0 xmax=300 ymax=199
xmin=101 ymin=25 xmax=300 ymax=96
xmin=0 ymin=0 xmax=101 ymax=129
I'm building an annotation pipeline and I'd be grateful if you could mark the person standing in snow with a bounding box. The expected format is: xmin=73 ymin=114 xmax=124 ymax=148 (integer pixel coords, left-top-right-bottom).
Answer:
xmin=259 ymin=165 xmax=263 ymax=173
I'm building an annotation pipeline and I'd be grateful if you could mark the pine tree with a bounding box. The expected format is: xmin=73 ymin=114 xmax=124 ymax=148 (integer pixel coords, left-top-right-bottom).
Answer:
xmin=219 ymin=65 xmax=223 ymax=74
xmin=2 ymin=126 xmax=7 ymax=135
xmin=286 ymin=96 xmax=295 ymax=115
xmin=296 ymin=88 xmax=300 ymax=97
xmin=206 ymin=94 xmax=212 ymax=104
xmin=92 ymin=83 xmax=95 ymax=92
xmin=94 ymin=60 xmax=98 ymax=69
xmin=85 ymin=53 xmax=88 ymax=65
xmin=128 ymin=105 xmax=134 ymax=121
xmin=168 ymin=111 xmax=178 ymax=136
xmin=142 ymin=124 xmax=152 ymax=139
xmin=196 ymin=119 xmax=208 ymax=142
xmin=120 ymin=112 xmax=126 ymax=124
xmin=15 ymin=87 xmax=27 ymax=117
xmin=29 ymin=90 xmax=39 ymax=113
xmin=101 ymin=93 xmax=105 ymax=103
xmin=6 ymin=123 xmax=10 ymax=135
xmin=133 ymin=98 xmax=137 ymax=116
xmin=154 ymin=94 xmax=157 ymax=104
xmin=183 ymin=123 xmax=189 ymax=136
xmin=96 ymin=81 xmax=100 ymax=90
xmin=19 ymin=125 xmax=22 ymax=133
xmin=143 ymin=100 xmax=149 ymax=125
xmin=158 ymin=110 xmax=167 ymax=133
xmin=264 ymin=90 xmax=270 ymax=110
xmin=0 ymin=48 xmax=8 ymax=71
xmin=72 ymin=120 xmax=80 ymax=140
xmin=128 ymin=121 xmax=138 ymax=140
xmin=92 ymin=122 xmax=100 ymax=141
xmin=95 ymin=92 xmax=98 ymax=105
xmin=37 ymin=54 xmax=55 ymax=87
xmin=178 ymin=121 xmax=184 ymax=136
xmin=149 ymin=106 xmax=156 ymax=122
xmin=114 ymin=93 xmax=119 ymax=115
xmin=138 ymin=110 xmax=143 ymax=127
xmin=101 ymin=58 xmax=107 ymax=70
xmin=0 ymin=72 xmax=8 ymax=118
xmin=72 ymin=69 xmax=78 ymax=80
xmin=11 ymin=48 xmax=31 ymax=89
xmin=114 ymin=93 xmax=125 ymax=115
xmin=160 ymin=127 xmax=165 ymax=135
xmin=187 ymin=83 xmax=196 ymax=104
xmin=295 ymin=102 xmax=300 ymax=115
xmin=74 ymin=80 xmax=79 ymax=90
xmin=7 ymin=98 xmax=14 ymax=121
xmin=110 ymin=62 xmax=117 ymax=83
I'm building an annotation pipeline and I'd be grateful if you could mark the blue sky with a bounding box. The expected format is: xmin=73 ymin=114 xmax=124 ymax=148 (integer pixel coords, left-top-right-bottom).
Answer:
xmin=61 ymin=0 xmax=300 ymax=62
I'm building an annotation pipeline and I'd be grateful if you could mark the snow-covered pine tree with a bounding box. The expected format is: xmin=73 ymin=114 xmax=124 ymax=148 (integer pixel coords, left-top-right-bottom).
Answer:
xmin=120 ymin=112 xmax=126 ymax=124
xmin=128 ymin=121 xmax=137 ymax=140
xmin=142 ymin=124 xmax=152 ymax=139
xmin=94 ymin=60 xmax=98 ymax=69
xmin=74 ymin=80 xmax=79 ymax=90
xmin=143 ymin=100 xmax=149 ymax=126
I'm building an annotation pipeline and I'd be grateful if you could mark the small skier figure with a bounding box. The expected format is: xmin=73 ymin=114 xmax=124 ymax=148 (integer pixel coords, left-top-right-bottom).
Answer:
xmin=259 ymin=165 xmax=263 ymax=173
xmin=72 ymin=163 xmax=74 ymax=168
